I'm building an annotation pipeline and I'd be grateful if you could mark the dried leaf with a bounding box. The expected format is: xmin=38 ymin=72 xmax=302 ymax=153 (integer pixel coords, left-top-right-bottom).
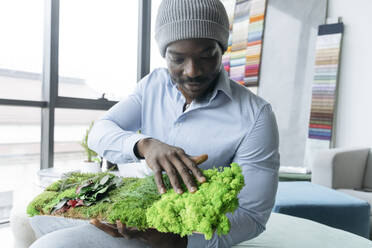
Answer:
xmin=99 ymin=175 xmax=111 ymax=186
xmin=76 ymin=180 xmax=93 ymax=194
xmin=51 ymin=198 xmax=69 ymax=213
xmin=51 ymin=174 xmax=122 ymax=212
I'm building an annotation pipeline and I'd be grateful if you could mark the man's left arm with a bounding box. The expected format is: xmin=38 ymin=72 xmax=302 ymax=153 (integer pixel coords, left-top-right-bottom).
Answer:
xmin=188 ymin=104 xmax=280 ymax=248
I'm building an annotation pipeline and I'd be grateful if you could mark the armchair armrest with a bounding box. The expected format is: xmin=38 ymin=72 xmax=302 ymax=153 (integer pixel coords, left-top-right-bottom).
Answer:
xmin=311 ymin=147 xmax=370 ymax=189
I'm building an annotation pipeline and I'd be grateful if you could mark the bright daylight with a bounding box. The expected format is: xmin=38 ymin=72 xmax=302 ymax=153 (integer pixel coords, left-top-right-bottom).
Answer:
xmin=1 ymin=0 xmax=372 ymax=248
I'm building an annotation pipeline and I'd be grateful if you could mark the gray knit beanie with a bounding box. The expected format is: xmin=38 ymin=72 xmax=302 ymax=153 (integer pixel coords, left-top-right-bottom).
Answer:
xmin=155 ymin=0 xmax=230 ymax=57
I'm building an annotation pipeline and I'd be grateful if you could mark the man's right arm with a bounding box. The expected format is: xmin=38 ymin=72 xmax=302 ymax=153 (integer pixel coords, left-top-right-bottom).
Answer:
xmin=87 ymin=78 xmax=150 ymax=164
xmin=87 ymin=73 xmax=207 ymax=194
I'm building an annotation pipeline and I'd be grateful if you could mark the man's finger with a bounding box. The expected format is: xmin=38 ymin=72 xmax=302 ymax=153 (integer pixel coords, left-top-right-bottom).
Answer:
xmin=182 ymin=154 xmax=208 ymax=183
xmin=162 ymin=158 xmax=184 ymax=194
xmin=116 ymin=221 xmax=142 ymax=240
xmin=116 ymin=220 xmax=131 ymax=239
xmin=149 ymin=160 xmax=166 ymax=194
xmin=90 ymin=219 xmax=121 ymax=237
xmin=191 ymin=154 xmax=208 ymax=165
xmin=170 ymin=156 xmax=198 ymax=193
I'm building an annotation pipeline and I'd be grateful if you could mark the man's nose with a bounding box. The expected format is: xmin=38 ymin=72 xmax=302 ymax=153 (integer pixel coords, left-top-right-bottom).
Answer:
xmin=183 ymin=59 xmax=202 ymax=79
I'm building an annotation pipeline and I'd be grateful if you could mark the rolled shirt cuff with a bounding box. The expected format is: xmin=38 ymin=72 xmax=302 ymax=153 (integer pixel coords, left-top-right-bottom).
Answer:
xmin=122 ymin=133 xmax=151 ymax=162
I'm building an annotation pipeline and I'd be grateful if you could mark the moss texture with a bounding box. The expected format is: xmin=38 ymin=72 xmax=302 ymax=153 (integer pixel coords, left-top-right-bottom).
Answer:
xmin=27 ymin=164 xmax=244 ymax=240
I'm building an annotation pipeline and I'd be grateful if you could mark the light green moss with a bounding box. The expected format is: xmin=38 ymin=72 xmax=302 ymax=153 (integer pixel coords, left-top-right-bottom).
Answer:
xmin=27 ymin=164 xmax=244 ymax=240
xmin=27 ymin=191 xmax=58 ymax=216
xmin=146 ymin=163 xmax=244 ymax=239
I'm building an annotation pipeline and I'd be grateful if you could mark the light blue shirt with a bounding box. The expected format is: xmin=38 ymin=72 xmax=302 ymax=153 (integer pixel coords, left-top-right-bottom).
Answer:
xmin=88 ymin=68 xmax=280 ymax=248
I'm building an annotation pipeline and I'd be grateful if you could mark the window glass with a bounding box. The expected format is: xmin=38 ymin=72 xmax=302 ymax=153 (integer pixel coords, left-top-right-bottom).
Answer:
xmin=0 ymin=106 xmax=41 ymax=221
xmin=59 ymin=0 xmax=139 ymax=101
xmin=53 ymin=108 xmax=106 ymax=170
xmin=150 ymin=0 xmax=167 ymax=71
xmin=0 ymin=0 xmax=43 ymax=101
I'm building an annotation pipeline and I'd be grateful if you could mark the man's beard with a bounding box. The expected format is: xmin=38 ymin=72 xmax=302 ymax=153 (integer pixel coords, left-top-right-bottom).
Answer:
xmin=171 ymin=71 xmax=220 ymax=102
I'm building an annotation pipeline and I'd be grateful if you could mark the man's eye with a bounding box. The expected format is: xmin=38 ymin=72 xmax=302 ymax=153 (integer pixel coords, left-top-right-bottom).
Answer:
xmin=171 ymin=58 xmax=184 ymax=64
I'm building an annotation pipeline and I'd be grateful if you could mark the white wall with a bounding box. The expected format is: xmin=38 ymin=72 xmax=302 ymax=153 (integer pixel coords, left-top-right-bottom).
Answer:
xmin=259 ymin=0 xmax=327 ymax=167
xmin=329 ymin=0 xmax=372 ymax=148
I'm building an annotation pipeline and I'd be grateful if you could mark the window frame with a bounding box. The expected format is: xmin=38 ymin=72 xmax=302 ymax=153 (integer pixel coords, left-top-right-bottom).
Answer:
xmin=0 ymin=0 xmax=152 ymax=169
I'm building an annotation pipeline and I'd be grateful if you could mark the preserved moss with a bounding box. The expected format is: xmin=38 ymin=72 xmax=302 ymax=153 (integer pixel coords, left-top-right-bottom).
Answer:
xmin=27 ymin=163 xmax=244 ymax=240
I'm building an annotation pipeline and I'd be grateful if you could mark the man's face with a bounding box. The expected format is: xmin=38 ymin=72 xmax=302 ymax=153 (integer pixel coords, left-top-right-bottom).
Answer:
xmin=165 ymin=39 xmax=223 ymax=103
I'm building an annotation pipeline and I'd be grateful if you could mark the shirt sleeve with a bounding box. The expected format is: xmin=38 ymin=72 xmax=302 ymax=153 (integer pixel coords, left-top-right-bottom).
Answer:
xmin=187 ymin=104 xmax=280 ymax=248
xmin=87 ymin=77 xmax=151 ymax=164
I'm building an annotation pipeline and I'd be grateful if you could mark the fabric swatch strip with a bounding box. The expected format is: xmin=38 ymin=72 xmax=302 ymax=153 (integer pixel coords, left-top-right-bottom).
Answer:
xmin=221 ymin=0 xmax=267 ymax=87
xmin=221 ymin=0 xmax=236 ymax=75
xmin=308 ymin=23 xmax=344 ymax=142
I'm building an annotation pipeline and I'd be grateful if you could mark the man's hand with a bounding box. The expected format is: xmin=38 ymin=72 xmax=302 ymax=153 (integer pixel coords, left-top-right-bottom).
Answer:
xmin=90 ymin=219 xmax=187 ymax=248
xmin=136 ymin=138 xmax=207 ymax=194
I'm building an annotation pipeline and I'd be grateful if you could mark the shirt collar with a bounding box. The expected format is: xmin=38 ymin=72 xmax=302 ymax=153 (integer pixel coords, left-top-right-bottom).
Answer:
xmin=211 ymin=67 xmax=233 ymax=101
xmin=166 ymin=66 xmax=233 ymax=102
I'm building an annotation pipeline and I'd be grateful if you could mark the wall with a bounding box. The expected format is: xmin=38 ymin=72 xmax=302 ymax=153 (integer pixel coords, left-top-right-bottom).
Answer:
xmin=259 ymin=0 xmax=327 ymax=167
xmin=328 ymin=0 xmax=372 ymax=148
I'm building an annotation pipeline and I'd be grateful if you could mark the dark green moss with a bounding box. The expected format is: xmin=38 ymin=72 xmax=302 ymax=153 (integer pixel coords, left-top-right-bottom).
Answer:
xmin=27 ymin=191 xmax=58 ymax=216
xmin=45 ymin=172 xmax=109 ymax=192
xmin=27 ymin=164 xmax=244 ymax=240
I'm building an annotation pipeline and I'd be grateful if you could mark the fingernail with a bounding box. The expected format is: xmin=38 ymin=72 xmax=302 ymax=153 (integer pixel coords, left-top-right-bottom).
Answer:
xmin=190 ymin=187 xmax=197 ymax=192
xmin=177 ymin=188 xmax=183 ymax=194
xmin=200 ymin=177 xmax=206 ymax=182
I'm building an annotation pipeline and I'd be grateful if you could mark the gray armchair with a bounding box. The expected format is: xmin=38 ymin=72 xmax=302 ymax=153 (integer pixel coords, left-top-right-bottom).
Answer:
xmin=311 ymin=147 xmax=372 ymax=238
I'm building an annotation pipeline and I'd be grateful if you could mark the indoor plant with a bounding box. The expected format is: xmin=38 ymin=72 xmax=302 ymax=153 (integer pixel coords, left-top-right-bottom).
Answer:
xmin=80 ymin=122 xmax=102 ymax=173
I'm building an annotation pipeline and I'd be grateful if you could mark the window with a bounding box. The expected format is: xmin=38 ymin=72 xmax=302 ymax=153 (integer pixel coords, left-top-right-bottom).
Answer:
xmin=0 ymin=0 xmax=43 ymax=101
xmin=59 ymin=0 xmax=139 ymax=101
xmin=53 ymin=108 xmax=106 ymax=169
xmin=0 ymin=106 xmax=41 ymax=221
xmin=0 ymin=0 xmax=44 ymax=223
xmin=150 ymin=0 xmax=167 ymax=71
xmin=0 ymin=0 xmax=148 ymax=224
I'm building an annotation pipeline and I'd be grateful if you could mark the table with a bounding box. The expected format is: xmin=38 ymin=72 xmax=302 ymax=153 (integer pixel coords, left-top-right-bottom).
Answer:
xmin=273 ymin=182 xmax=370 ymax=238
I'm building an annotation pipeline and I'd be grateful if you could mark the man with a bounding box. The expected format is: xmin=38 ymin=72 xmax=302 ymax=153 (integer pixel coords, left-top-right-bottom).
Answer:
xmin=29 ymin=0 xmax=279 ymax=247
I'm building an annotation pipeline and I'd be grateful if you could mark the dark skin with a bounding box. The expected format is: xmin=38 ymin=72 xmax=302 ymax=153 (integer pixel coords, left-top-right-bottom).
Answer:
xmin=90 ymin=219 xmax=187 ymax=248
xmin=91 ymin=38 xmax=223 ymax=247
xmin=137 ymin=38 xmax=223 ymax=195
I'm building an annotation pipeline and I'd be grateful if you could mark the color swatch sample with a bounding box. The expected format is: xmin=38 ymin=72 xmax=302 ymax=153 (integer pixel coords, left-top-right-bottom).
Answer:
xmin=221 ymin=0 xmax=266 ymax=87
xmin=221 ymin=0 xmax=236 ymax=75
xmin=308 ymin=23 xmax=344 ymax=142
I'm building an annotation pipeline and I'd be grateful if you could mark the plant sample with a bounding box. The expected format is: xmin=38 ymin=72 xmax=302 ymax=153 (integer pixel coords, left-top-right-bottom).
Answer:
xmin=27 ymin=163 xmax=244 ymax=240
xmin=81 ymin=121 xmax=100 ymax=163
